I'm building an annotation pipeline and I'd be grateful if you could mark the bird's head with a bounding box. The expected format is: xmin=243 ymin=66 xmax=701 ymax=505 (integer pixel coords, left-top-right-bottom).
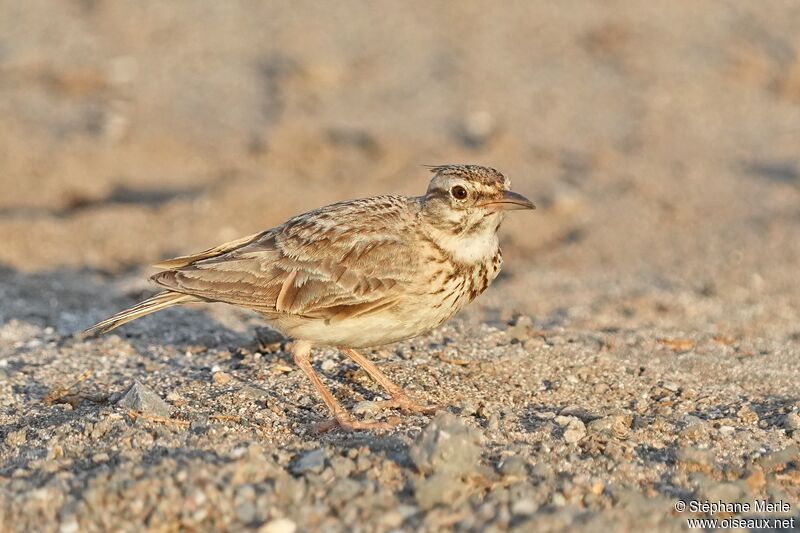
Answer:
xmin=422 ymin=164 xmax=534 ymax=235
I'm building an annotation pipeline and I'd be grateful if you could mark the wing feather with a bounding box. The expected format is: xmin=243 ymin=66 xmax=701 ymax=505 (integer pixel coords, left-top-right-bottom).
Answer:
xmin=153 ymin=231 xmax=264 ymax=269
xmin=150 ymin=196 xmax=418 ymax=320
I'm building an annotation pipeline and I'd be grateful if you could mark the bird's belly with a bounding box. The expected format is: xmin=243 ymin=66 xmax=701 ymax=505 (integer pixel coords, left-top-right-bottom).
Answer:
xmin=269 ymin=252 xmax=501 ymax=348
xmin=274 ymin=306 xmax=450 ymax=348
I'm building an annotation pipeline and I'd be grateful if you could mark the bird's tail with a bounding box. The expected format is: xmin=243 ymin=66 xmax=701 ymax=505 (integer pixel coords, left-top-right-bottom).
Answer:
xmin=83 ymin=291 xmax=198 ymax=337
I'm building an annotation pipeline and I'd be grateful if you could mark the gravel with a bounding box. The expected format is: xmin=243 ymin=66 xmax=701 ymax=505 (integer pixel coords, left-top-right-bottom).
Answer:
xmin=2 ymin=1 xmax=800 ymax=531
xmin=4 ymin=294 xmax=798 ymax=532
xmin=3 ymin=303 xmax=798 ymax=532
xmin=116 ymin=381 xmax=173 ymax=418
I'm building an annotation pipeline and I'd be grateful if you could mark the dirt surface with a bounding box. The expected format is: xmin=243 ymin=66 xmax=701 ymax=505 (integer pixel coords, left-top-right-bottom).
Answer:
xmin=2 ymin=2 xmax=800 ymax=532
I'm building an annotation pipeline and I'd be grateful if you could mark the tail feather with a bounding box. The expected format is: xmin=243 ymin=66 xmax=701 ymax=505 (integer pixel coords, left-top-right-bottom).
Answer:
xmin=83 ymin=291 xmax=197 ymax=336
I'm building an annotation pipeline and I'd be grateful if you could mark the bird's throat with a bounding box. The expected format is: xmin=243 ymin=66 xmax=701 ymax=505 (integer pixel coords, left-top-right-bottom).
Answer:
xmin=425 ymin=223 xmax=500 ymax=265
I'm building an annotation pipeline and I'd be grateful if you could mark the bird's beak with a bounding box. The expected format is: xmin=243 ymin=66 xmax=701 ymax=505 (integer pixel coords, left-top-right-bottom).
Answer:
xmin=480 ymin=191 xmax=536 ymax=211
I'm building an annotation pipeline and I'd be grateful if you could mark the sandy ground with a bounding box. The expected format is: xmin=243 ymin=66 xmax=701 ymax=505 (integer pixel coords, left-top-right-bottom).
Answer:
xmin=1 ymin=2 xmax=800 ymax=531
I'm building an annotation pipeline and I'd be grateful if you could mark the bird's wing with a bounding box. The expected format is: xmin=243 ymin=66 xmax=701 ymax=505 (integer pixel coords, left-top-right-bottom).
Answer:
xmin=151 ymin=196 xmax=419 ymax=321
xmin=152 ymin=232 xmax=264 ymax=269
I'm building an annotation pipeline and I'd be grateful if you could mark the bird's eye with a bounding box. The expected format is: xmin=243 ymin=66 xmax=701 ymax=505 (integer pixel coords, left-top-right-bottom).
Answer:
xmin=451 ymin=185 xmax=468 ymax=200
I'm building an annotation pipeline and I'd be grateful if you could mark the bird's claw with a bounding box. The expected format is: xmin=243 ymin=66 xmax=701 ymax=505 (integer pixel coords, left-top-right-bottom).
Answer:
xmin=312 ymin=414 xmax=400 ymax=433
xmin=372 ymin=394 xmax=439 ymax=415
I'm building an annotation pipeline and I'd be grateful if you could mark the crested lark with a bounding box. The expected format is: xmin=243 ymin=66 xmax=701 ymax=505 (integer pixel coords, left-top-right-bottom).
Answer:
xmin=86 ymin=164 xmax=534 ymax=431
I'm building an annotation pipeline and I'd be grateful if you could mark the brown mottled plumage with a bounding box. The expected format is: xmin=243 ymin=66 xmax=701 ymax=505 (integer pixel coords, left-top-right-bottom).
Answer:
xmin=85 ymin=164 xmax=534 ymax=431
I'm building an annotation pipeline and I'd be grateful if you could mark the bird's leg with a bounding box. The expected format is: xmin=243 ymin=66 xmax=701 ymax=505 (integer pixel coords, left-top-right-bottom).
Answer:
xmin=291 ymin=341 xmax=395 ymax=432
xmin=341 ymin=348 xmax=437 ymax=414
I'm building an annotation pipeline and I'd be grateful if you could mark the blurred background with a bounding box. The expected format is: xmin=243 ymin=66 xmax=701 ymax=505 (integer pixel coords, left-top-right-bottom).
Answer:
xmin=1 ymin=1 xmax=799 ymax=335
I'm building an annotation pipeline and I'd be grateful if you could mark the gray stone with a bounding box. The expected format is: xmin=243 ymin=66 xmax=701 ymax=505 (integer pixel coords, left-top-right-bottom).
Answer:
xmin=587 ymin=414 xmax=632 ymax=439
xmin=512 ymin=507 xmax=576 ymax=532
xmin=560 ymin=405 xmax=599 ymax=422
xmin=89 ymin=416 xmax=122 ymax=441
xmin=326 ymin=478 xmax=363 ymax=509
xmin=116 ymin=381 xmax=172 ymax=418
xmin=554 ymin=415 xmax=572 ymax=426
xmin=414 ymin=472 xmax=468 ymax=509
xmin=563 ymin=418 xmax=586 ymax=444
xmin=234 ymin=485 xmax=257 ymax=524
xmin=679 ymin=416 xmax=710 ymax=440
xmin=661 ymin=381 xmax=680 ymax=393
xmin=677 ymin=446 xmax=716 ymax=471
xmin=499 ymin=456 xmax=527 ymax=477
xmin=238 ymin=384 xmax=269 ymax=401
xmin=58 ymin=516 xmax=80 ymax=533
xmin=329 ymin=456 xmax=355 ymax=478
xmin=698 ymin=481 xmax=746 ymax=506
xmin=459 ymin=400 xmax=479 ymax=416
xmin=273 ymin=475 xmax=306 ymax=505
xmin=235 ymin=501 xmax=257 ymax=524
xmin=379 ymin=510 xmax=404 ymax=529
xmin=409 ymin=412 xmax=483 ymax=477
xmin=757 ymin=445 xmax=800 ymax=472
xmin=510 ymin=498 xmax=539 ymax=516
xmin=783 ymin=412 xmax=800 ymax=430
xmin=290 ymin=448 xmax=327 ymax=475
xmin=506 ymin=315 xmax=535 ymax=341
xmin=530 ymin=463 xmax=555 ymax=483
xmin=351 ymin=401 xmax=382 ymax=415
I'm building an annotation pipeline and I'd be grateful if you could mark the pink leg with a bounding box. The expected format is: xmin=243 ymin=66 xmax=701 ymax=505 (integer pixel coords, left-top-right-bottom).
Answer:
xmin=341 ymin=348 xmax=437 ymax=414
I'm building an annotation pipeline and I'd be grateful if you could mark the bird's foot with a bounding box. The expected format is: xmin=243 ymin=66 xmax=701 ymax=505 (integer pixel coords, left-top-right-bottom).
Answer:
xmin=312 ymin=414 xmax=400 ymax=433
xmin=372 ymin=393 xmax=438 ymax=415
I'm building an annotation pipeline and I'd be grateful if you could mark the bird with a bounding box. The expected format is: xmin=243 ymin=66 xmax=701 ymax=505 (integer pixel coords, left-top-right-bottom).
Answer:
xmin=85 ymin=164 xmax=535 ymax=431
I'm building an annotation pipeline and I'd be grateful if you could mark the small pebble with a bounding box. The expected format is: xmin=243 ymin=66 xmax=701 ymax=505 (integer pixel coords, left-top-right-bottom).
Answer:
xmin=499 ymin=456 xmax=527 ymax=477
xmin=329 ymin=456 xmax=355 ymax=478
xmin=511 ymin=498 xmax=539 ymax=516
xmin=59 ymin=517 xmax=80 ymax=533
xmin=561 ymin=418 xmax=586 ymax=444
xmin=757 ymin=445 xmax=799 ymax=472
xmin=290 ymin=448 xmax=327 ymax=475
xmin=783 ymin=412 xmax=800 ymax=430
xmin=414 ymin=472 xmax=467 ymax=509
xmin=661 ymin=381 xmax=680 ymax=393
xmin=212 ymin=371 xmax=232 ymax=386
xmin=410 ymin=412 xmax=484 ymax=477
xmin=352 ymin=401 xmax=382 ymax=415
xmin=166 ymin=391 xmax=182 ymax=402
xmin=459 ymin=400 xmax=478 ymax=416
xmin=4 ymin=428 xmax=27 ymax=446
xmin=679 ymin=416 xmax=709 ymax=440
xmin=117 ymin=381 xmax=172 ymax=418
xmin=677 ymin=446 xmax=716 ymax=471
xmin=259 ymin=518 xmax=296 ymax=533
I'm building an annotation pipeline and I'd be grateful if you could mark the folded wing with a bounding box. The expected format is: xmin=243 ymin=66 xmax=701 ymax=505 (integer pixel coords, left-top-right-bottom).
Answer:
xmin=151 ymin=197 xmax=417 ymax=321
